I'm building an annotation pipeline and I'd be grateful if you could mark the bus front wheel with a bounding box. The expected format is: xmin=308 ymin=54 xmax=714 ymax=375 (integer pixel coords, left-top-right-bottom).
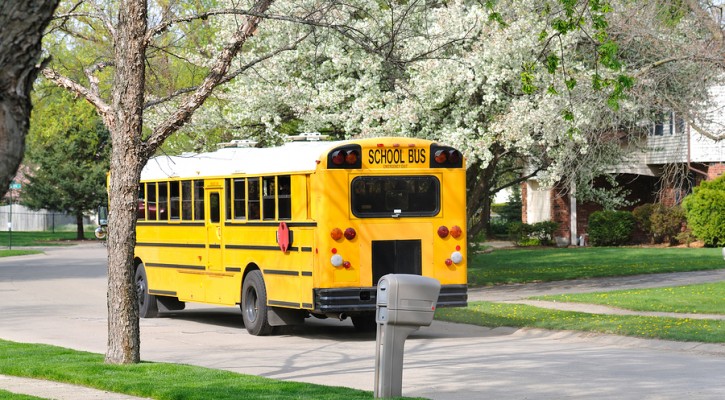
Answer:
xmin=135 ymin=263 xmax=159 ymax=318
xmin=241 ymin=270 xmax=273 ymax=336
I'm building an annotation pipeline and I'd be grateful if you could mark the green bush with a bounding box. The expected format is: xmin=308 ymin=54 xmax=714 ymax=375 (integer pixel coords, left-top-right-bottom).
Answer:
xmin=632 ymin=203 xmax=656 ymax=241
xmin=650 ymin=205 xmax=686 ymax=245
xmin=588 ymin=210 xmax=635 ymax=246
xmin=508 ymin=221 xmax=560 ymax=246
xmin=682 ymin=175 xmax=725 ymax=246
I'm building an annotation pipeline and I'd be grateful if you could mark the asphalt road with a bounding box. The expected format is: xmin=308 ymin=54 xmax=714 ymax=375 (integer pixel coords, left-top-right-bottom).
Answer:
xmin=1 ymin=243 xmax=724 ymax=400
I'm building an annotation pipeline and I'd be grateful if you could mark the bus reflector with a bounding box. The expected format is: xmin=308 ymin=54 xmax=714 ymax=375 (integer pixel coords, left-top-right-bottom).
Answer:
xmin=445 ymin=258 xmax=453 ymax=266
xmin=437 ymin=226 xmax=449 ymax=238
xmin=343 ymin=261 xmax=352 ymax=269
xmin=344 ymin=227 xmax=357 ymax=240
xmin=450 ymin=225 xmax=462 ymax=238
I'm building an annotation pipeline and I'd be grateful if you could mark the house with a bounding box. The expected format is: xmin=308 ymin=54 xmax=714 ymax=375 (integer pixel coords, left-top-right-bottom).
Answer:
xmin=523 ymin=85 xmax=725 ymax=245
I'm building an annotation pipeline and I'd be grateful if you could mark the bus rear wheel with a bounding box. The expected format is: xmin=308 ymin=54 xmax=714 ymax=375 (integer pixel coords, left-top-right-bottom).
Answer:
xmin=135 ymin=263 xmax=159 ymax=318
xmin=241 ymin=270 xmax=273 ymax=336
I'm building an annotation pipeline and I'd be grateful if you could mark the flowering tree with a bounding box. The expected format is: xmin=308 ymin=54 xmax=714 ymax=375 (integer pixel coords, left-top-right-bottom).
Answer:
xmin=202 ymin=0 xmax=723 ymax=238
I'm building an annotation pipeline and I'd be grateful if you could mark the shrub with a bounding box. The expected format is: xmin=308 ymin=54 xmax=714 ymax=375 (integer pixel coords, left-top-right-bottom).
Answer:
xmin=650 ymin=205 xmax=686 ymax=245
xmin=588 ymin=210 xmax=635 ymax=246
xmin=508 ymin=221 xmax=560 ymax=246
xmin=632 ymin=203 xmax=656 ymax=242
xmin=682 ymin=175 xmax=725 ymax=246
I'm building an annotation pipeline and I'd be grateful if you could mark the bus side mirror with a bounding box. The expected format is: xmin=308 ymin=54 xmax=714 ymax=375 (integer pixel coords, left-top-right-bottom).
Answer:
xmin=95 ymin=205 xmax=108 ymax=240
xmin=98 ymin=205 xmax=108 ymax=226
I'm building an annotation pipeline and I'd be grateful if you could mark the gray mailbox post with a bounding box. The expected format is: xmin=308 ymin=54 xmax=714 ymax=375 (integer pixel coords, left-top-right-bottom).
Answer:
xmin=374 ymin=274 xmax=441 ymax=399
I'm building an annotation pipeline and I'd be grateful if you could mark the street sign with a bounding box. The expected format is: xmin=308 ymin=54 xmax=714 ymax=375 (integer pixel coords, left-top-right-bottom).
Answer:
xmin=9 ymin=182 xmax=21 ymax=190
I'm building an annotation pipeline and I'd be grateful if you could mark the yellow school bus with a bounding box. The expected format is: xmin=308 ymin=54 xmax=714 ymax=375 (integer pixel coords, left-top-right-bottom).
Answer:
xmin=133 ymin=136 xmax=467 ymax=335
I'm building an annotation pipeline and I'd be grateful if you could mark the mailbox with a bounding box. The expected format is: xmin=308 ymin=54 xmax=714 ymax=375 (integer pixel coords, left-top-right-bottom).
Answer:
xmin=374 ymin=274 xmax=441 ymax=399
xmin=376 ymin=274 xmax=440 ymax=327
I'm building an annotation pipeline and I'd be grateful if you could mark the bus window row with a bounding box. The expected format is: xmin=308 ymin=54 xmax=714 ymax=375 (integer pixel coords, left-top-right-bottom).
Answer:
xmin=137 ymin=176 xmax=291 ymax=222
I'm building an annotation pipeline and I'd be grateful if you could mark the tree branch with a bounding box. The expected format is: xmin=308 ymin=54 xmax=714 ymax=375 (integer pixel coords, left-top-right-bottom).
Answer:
xmin=143 ymin=31 xmax=309 ymax=110
xmin=143 ymin=0 xmax=274 ymax=157
xmin=41 ymin=68 xmax=114 ymax=130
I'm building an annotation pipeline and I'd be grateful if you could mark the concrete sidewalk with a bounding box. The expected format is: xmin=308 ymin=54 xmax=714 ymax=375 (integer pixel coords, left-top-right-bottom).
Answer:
xmin=0 ymin=375 xmax=150 ymax=400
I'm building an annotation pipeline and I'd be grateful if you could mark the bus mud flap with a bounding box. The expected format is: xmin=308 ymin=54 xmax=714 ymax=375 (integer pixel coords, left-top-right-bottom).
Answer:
xmin=268 ymin=306 xmax=306 ymax=326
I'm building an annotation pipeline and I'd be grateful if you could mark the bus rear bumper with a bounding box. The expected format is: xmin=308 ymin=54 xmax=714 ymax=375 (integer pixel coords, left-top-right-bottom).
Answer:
xmin=313 ymin=284 xmax=467 ymax=314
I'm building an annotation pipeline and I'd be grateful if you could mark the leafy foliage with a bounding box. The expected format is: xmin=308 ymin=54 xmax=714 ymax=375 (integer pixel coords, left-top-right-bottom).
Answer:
xmin=588 ymin=210 xmax=635 ymax=246
xmin=21 ymin=90 xmax=110 ymax=239
xmin=682 ymin=175 xmax=725 ymax=246
xmin=633 ymin=203 xmax=687 ymax=245
xmin=508 ymin=221 xmax=560 ymax=246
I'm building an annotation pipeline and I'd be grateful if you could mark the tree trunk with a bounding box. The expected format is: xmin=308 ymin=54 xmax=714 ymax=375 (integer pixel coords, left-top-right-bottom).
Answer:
xmin=75 ymin=212 xmax=85 ymax=240
xmin=105 ymin=0 xmax=148 ymax=364
xmin=0 ymin=1 xmax=59 ymax=198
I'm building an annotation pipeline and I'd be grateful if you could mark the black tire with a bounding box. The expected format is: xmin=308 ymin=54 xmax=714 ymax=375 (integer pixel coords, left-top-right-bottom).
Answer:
xmin=241 ymin=270 xmax=273 ymax=335
xmin=351 ymin=314 xmax=377 ymax=332
xmin=135 ymin=263 xmax=159 ymax=318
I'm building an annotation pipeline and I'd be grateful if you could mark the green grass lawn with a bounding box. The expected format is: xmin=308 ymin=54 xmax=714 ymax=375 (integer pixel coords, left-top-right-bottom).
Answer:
xmin=0 ymin=231 xmax=95 ymax=247
xmin=0 ymin=389 xmax=42 ymax=400
xmin=468 ymin=247 xmax=725 ymax=286
xmin=533 ymin=282 xmax=725 ymax=315
xmin=0 ymin=250 xmax=42 ymax=258
xmin=436 ymin=302 xmax=725 ymax=343
xmin=0 ymin=340 xmax=415 ymax=400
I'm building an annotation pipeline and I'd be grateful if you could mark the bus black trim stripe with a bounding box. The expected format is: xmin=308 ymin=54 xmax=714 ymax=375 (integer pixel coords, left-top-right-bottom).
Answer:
xmin=264 ymin=269 xmax=299 ymax=276
xmin=269 ymin=300 xmax=300 ymax=308
xmin=146 ymin=263 xmax=205 ymax=271
xmin=137 ymin=222 xmax=205 ymax=227
xmin=226 ymin=267 xmax=242 ymax=272
xmin=225 ymin=244 xmax=312 ymax=252
xmin=301 ymin=271 xmax=312 ymax=276
xmin=225 ymin=221 xmax=317 ymax=227
xmin=149 ymin=289 xmax=177 ymax=296
xmin=136 ymin=242 xmax=205 ymax=249
xmin=301 ymin=303 xmax=313 ymax=309
xmin=209 ymin=244 xmax=221 ymax=249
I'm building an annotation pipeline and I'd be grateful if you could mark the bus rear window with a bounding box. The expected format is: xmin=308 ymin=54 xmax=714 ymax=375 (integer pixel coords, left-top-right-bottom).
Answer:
xmin=351 ymin=176 xmax=440 ymax=217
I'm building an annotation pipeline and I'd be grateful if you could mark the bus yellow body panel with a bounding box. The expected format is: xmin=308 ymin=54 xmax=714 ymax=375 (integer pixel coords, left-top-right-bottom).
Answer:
xmin=131 ymin=137 xmax=468 ymax=333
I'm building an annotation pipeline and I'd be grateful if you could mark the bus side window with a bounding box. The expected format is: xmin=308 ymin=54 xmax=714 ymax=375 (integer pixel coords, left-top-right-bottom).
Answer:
xmin=170 ymin=181 xmax=180 ymax=220
xmin=263 ymin=176 xmax=275 ymax=220
xmin=248 ymin=178 xmax=260 ymax=220
xmin=209 ymin=193 xmax=220 ymax=223
xmin=137 ymin=183 xmax=146 ymax=220
xmin=181 ymin=180 xmax=192 ymax=220
xmin=278 ymin=175 xmax=291 ymax=220
xmin=147 ymin=182 xmax=157 ymax=220
xmin=158 ymin=182 xmax=168 ymax=220
xmin=193 ymin=180 xmax=205 ymax=220
xmin=234 ymin=178 xmax=246 ymax=219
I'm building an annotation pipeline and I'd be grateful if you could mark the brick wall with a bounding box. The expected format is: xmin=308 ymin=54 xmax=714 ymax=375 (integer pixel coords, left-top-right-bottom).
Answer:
xmin=707 ymin=163 xmax=725 ymax=180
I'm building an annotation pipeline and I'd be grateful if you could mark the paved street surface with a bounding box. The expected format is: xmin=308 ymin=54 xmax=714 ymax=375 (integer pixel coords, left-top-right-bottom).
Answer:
xmin=1 ymin=243 xmax=724 ymax=399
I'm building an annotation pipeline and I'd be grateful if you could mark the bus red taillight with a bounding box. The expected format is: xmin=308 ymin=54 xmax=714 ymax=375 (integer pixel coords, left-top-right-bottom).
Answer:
xmin=344 ymin=227 xmax=356 ymax=240
xmin=450 ymin=225 xmax=462 ymax=238
xmin=331 ymin=150 xmax=345 ymax=166
xmin=437 ymin=226 xmax=449 ymax=238
xmin=434 ymin=150 xmax=447 ymax=164
xmin=331 ymin=228 xmax=343 ymax=240
xmin=345 ymin=150 xmax=359 ymax=165
xmin=447 ymin=149 xmax=462 ymax=164
xmin=343 ymin=261 xmax=352 ymax=269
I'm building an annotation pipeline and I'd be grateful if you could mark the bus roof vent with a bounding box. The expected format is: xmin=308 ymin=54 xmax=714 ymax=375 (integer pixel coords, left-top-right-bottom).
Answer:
xmin=288 ymin=132 xmax=329 ymax=142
